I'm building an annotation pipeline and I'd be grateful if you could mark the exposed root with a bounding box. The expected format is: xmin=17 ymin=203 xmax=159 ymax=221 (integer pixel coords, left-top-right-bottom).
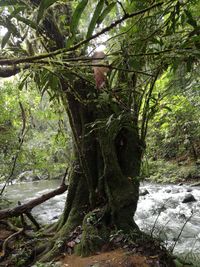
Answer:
xmin=0 ymin=228 xmax=24 ymax=259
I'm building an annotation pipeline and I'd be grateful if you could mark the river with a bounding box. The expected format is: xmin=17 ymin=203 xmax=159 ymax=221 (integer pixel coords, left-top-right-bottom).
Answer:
xmin=1 ymin=180 xmax=200 ymax=259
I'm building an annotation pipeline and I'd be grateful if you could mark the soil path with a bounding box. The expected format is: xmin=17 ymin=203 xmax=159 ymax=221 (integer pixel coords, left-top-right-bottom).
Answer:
xmin=61 ymin=249 xmax=156 ymax=267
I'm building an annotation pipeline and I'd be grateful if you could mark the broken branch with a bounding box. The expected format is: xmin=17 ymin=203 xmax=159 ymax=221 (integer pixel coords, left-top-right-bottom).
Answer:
xmin=0 ymin=182 xmax=68 ymax=220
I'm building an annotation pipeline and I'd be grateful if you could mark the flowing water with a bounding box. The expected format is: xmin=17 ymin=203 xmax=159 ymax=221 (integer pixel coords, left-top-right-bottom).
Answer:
xmin=1 ymin=180 xmax=200 ymax=257
xmin=136 ymin=182 xmax=200 ymax=256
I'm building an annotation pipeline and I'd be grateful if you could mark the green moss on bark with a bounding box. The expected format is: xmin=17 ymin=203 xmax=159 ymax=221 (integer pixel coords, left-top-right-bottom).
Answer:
xmin=75 ymin=210 xmax=109 ymax=256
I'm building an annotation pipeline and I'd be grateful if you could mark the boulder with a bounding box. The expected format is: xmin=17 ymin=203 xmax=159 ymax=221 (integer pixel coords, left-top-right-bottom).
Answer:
xmin=165 ymin=189 xmax=171 ymax=193
xmin=186 ymin=188 xmax=192 ymax=192
xmin=182 ymin=194 xmax=197 ymax=203
xmin=139 ymin=189 xmax=149 ymax=196
xmin=17 ymin=171 xmax=41 ymax=182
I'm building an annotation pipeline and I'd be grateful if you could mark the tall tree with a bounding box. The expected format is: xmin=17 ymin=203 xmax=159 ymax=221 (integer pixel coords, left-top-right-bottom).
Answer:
xmin=0 ymin=0 xmax=199 ymax=263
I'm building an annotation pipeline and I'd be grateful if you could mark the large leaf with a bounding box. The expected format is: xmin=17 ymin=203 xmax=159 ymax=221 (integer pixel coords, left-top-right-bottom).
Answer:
xmin=37 ymin=0 xmax=58 ymax=24
xmin=70 ymin=0 xmax=88 ymax=35
xmin=96 ymin=2 xmax=115 ymax=26
xmin=66 ymin=0 xmax=88 ymax=48
xmin=1 ymin=31 xmax=11 ymax=49
xmin=86 ymin=0 xmax=104 ymax=40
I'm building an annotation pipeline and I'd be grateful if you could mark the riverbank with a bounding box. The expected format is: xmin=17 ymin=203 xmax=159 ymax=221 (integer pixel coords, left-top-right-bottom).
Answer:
xmin=142 ymin=159 xmax=200 ymax=184
xmin=0 ymin=177 xmax=200 ymax=266
xmin=0 ymin=220 xmax=176 ymax=267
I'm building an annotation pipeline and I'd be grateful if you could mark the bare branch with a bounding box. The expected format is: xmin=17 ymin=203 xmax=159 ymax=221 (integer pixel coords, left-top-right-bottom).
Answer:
xmin=0 ymin=182 xmax=68 ymax=220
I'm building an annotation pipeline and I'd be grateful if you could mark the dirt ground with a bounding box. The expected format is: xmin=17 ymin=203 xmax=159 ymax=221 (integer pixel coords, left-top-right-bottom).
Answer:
xmin=60 ymin=249 xmax=159 ymax=267
xmin=0 ymin=223 xmax=173 ymax=267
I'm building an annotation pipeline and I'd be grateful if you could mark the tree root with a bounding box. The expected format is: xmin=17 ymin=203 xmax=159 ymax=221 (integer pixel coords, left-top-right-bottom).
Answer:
xmin=0 ymin=228 xmax=24 ymax=259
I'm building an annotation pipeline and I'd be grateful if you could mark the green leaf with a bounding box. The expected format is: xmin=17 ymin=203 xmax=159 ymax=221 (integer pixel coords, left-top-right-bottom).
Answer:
xmin=18 ymin=73 xmax=30 ymax=91
xmin=37 ymin=0 xmax=58 ymax=24
xmin=15 ymin=15 xmax=38 ymax=30
xmin=9 ymin=6 xmax=26 ymax=17
xmin=70 ymin=0 xmax=88 ymax=35
xmin=96 ymin=2 xmax=115 ymax=26
xmin=86 ymin=0 xmax=104 ymax=40
xmin=66 ymin=0 xmax=88 ymax=48
xmin=162 ymin=106 xmax=172 ymax=112
xmin=184 ymin=9 xmax=197 ymax=28
xmin=1 ymin=31 xmax=11 ymax=49
xmin=6 ymin=20 xmax=20 ymax=37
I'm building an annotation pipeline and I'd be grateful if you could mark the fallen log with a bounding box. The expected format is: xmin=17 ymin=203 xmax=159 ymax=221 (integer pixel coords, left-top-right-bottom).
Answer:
xmin=0 ymin=182 xmax=68 ymax=220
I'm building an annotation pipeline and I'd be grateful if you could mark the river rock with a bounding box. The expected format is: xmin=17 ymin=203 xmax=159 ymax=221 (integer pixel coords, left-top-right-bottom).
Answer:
xmin=17 ymin=171 xmax=41 ymax=182
xmin=186 ymin=188 xmax=192 ymax=192
xmin=165 ymin=189 xmax=171 ymax=193
xmin=139 ymin=189 xmax=149 ymax=196
xmin=182 ymin=194 xmax=197 ymax=203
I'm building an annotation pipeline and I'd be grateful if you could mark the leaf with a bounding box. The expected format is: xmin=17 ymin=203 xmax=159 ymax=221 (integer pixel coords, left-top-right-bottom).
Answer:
xmin=96 ymin=2 xmax=115 ymax=26
xmin=70 ymin=0 xmax=88 ymax=36
xmin=86 ymin=0 xmax=104 ymax=40
xmin=184 ymin=9 xmax=197 ymax=28
xmin=1 ymin=31 xmax=11 ymax=49
xmin=66 ymin=0 xmax=88 ymax=48
xmin=18 ymin=73 xmax=30 ymax=91
xmin=162 ymin=105 xmax=172 ymax=112
xmin=15 ymin=15 xmax=38 ymax=29
xmin=9 ymin=6 xmax=26 ymax=17
xmin=6 ymin=20 xmax=20 ymax=37
xmin=106 ymin=114 xmax=114 ymax=127
xmin=37 ymin=0 xmax=58 ymax=24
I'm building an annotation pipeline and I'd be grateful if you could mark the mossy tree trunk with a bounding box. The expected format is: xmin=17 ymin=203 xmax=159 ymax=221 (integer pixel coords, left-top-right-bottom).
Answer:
xmin=10 ymin=1 xmax=145 ymax=261
xmin=40 ymin=75 xmax=144 ymax=261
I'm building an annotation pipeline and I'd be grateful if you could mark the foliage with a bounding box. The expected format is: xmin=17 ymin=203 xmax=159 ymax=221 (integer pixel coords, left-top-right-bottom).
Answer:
xmin=142 ymin=159 xmax=200 ymax=183
xmin=0 ymin=0 xmax=199 ymax=264
xmin=0 ymin=80 xmax=71 ymax=181
xmin=146 ymin=68 xmax=200 ymax=162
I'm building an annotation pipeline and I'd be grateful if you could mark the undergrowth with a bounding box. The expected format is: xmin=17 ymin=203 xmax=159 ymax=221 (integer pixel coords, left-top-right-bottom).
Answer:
xmin=141 ymin=159 xmax=200 ymax=183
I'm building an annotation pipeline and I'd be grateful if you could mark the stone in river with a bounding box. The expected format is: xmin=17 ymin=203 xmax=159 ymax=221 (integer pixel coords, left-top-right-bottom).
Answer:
xmin=182 ymin=194 xmax=197 ymax=203
xmin=139 ymin=189 xmax=149 ymax=196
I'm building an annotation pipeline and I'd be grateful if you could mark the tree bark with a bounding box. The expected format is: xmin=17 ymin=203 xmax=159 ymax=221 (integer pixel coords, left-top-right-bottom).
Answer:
xmin=38 ymin=75 xmax=144 ymax=261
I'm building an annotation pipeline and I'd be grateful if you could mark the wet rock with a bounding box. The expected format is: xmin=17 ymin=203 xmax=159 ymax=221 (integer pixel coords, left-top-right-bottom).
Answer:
xmin=165 ymin=189 xmax=171 ymax=193
xmin=139 ymin=189 xmax=149 ymax=196
xmin=17 ymin=171 xmax=41 ymax=182
xmin=182 ymin=194 xmax=197 ymax=203
xmin=186 ymin=188 xmax=192 ymax=192
xmin=178 ymin=183 xmax=183 ymax=186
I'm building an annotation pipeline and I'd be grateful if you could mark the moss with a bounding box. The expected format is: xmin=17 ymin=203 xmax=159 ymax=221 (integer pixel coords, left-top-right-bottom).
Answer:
xmin=75 ymin=211 xmax=109 ymax=257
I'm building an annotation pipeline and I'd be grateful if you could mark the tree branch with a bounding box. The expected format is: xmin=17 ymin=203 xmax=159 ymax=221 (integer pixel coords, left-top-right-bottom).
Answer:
xmin=0 ymin=182 xmax=68 ymax=220
xmin=0 ymin=2 xmax=163 ymax=67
